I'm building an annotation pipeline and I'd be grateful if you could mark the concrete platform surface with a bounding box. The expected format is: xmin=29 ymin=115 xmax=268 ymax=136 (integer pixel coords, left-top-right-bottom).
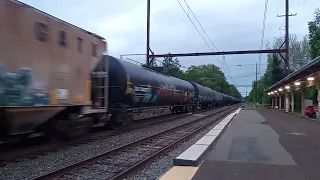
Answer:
xmin=204 ymin=110 xmax=296 ymax=165
xmin=191 ymin=109 xmax=320 ymax=180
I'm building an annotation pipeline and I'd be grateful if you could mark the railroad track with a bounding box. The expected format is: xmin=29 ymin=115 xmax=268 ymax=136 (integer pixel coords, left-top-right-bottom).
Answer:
xmin=33 ymin=104 xmax=240 ymax=180
xmin=0 ymin=107 xmax=214 ymax=167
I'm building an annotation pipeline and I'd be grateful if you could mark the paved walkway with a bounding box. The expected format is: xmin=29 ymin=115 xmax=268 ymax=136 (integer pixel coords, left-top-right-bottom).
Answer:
xmin=192 ymin=109 xmax=320 ymax=180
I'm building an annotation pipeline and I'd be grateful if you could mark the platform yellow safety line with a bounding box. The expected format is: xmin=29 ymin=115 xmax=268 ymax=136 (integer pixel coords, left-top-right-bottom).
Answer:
xmin=159 ymin=166 xmax=199 ymax=180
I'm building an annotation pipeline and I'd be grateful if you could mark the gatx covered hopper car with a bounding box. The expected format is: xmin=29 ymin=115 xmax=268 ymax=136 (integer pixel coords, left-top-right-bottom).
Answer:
xmin=0 ymin=0 xmax=107 ymax=142
xmin=0 ymin=0 xmax=241 ymax=143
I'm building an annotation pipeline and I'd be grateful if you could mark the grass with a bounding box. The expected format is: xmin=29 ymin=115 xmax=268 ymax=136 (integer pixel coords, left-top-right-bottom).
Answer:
xmin=246 ymin=102 xmax=256 ymax=108
xmin=246 ymin=102 xmax=272 ymax=109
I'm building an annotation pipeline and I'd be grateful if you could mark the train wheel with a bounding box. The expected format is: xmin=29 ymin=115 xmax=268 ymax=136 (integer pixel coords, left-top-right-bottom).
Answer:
xmin=109 ymin=114 xmax=122 ymax=129
xmin=171 ymin=107 xmax=176 ymax=114
xmin=45 ymin=125 xmax=62 ymax=143
xmin=184 ymin=106 xmax=189 ymax=113
xmin=192 ymin=105 xmax=196 ymax=112
xmin=121 ymin=114 xmax=134 ymax=127
xmin=187 ymin=106 xmax=192 ymax=113
xmin=50 ymin=117 xmax=93 ymax=141
xmin=78 ymin=117 xmax=93 ymax=135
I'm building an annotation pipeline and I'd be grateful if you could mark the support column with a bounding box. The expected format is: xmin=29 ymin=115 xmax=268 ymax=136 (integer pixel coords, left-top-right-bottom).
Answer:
xmin=301 ymin=87 xmax=305 ymax=117
xmin=283 ymin=93 xmax=286 ymax=110
xmin=291 ymin=90 xmax=295 ymax=113
xmin=275 ymin=95 xmax=278 ymax=109
xmin=271 ymin=97 xmax=274 ymax=109
xmin=316 ymin=84 xmax=320 ymax=121
xmin=285 ymin=91 xmax=289 ymax=112
xmin=279 ymin=95 xmax=282 ymax=109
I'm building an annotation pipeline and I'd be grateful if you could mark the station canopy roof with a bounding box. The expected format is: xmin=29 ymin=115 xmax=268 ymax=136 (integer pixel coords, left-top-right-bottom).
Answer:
xmin=266 ymin=56 xmax=320 ymax=92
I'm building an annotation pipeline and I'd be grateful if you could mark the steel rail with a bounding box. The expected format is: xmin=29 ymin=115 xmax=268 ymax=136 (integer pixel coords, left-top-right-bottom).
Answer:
xmin=32 ymin=104 xmax=239 ymax=180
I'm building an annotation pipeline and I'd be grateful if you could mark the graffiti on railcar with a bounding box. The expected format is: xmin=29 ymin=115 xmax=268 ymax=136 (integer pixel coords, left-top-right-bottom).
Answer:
xmin=130 ymin=83 xmax=193 ymax=105
xmin=157 ymin=84 xmax=191 ymax=103
xmin=0 ymin=64 xmax=50 ymax=106
xmin=131 ymin=85 xmax=157 ymax=104
xmin=157 ymin=84 xmax=174 ymax=98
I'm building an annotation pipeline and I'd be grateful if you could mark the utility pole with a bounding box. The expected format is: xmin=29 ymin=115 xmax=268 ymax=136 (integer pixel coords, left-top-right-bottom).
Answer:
xmin=277 ymin=0 xmax=296 ymax=75
xmin=285 ymin=0 xmax=289 ymax=74
xmin=256 ymin=63 xmax=258 ymax=103
xmin=146 ymin=0 xmax=151 ymax=66
xmin=246 ymin=87 xmax=248 ymax=97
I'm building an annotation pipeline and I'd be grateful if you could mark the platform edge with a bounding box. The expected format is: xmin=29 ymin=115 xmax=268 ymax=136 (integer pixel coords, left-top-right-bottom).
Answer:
xmin=172 ymin=108 xmax=241 ymax=167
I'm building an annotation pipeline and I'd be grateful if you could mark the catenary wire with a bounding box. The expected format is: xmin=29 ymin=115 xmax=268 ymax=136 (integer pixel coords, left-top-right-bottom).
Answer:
xmin=176 ymin=0 xmax=234 ymax=84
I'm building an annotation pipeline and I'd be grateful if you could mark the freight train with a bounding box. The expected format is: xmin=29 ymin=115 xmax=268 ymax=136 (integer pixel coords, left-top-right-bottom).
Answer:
xmin=92 ymin=55 xmax=240 ymax=128
xmin=0 ymin=1 xmax=240 ymax=143
xmin=0 ymin=55 xmax=241 ymax=143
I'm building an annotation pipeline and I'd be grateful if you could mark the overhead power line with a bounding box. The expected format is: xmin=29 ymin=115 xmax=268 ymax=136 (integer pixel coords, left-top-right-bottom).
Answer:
xmin=176 ymin=0 xmax=234 ymax=83
xmin=258 ymin=0 xmax=269 ymax=75
xmin=182 ymin=0 xmax=230 ymax=74
xmin=230 ymin=63 xmax=267 ymax=66
xmin=290 ymin=0 xmax=297 ymax=7
xmin=120 ymin=54 xmax=163 ymax=66
xmin=230 ymin=74 xmax=256 ymax=80
xmin=230 ymin=73 xmax=256 ymax=78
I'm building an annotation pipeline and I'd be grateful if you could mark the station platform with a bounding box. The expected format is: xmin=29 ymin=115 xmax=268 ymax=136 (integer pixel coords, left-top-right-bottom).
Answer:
xmin=160 ymin=108 xmax=320 ymax=180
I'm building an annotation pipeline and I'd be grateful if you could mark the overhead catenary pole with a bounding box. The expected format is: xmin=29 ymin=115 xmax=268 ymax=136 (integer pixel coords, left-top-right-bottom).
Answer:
xmin=277 ymin=0 xmax=296 ymax=74
xmin=256 ymin=63 xmax=258 ymax=103
xmin=150 ymin=49 xmax=286 ymax=58
xmin=246 ymin=87 xmax=248 ymax=97
xmin=146 ymin=0 xmax=151 ymax=66
xmin=285 ymin=0 xmax=289 ymax=75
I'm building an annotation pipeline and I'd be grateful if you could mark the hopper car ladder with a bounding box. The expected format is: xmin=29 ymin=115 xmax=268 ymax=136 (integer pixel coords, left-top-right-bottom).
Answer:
xmin=95 ymin=56 xmax=108 ymax=109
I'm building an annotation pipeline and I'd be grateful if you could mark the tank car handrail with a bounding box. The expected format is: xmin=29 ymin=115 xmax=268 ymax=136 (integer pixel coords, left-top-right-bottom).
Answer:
xmin=125 ymin=82 xmax=188 ymax=93
xmin=141 ymin=64 xmax=171 ymax=77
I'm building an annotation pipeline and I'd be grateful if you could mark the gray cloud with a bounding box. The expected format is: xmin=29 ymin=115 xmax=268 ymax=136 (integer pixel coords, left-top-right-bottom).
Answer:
xmin=20 ymin=0 xmax=320 ymax=96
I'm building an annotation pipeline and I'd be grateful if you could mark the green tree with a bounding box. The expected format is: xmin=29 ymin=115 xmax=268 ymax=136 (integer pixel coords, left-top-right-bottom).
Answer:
xmin=270 ymin=54 xmax=286 ymax=85
xmin=183 ymin=64 xmax=242 ymax=99
xmin=228 ymin=84 xmax=242 ymax=99
xmin=162 ymin=53 xmax=184 ymax=78
xmin=247 ymin=45 xmax=286 ymax=104
xmin=149 ymin=58 xmax=158 ymax=67
xmin=306 ymin=8 xmax=320 ymax=103
xmin=309 ymin=8 xmax=320 ymax=59
xmin=272 ymin=35 xmax=310 ymax=71
xmin=159 ymin=53 xmax=242 ymax=99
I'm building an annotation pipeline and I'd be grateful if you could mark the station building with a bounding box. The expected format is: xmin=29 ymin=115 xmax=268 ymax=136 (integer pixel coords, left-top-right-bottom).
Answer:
xmin=265 ymin=56 xmax=320 ymax=119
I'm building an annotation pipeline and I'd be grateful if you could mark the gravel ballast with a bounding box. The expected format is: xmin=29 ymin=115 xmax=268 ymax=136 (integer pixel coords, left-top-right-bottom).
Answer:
xmin=0 ymin=107 xmax=229 ymax=180
xmin=128 ymin=118 xmax=224 ymax=180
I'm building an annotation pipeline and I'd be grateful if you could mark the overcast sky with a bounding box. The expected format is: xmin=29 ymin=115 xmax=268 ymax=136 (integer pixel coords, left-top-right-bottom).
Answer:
xmin=20 ymin=0 xmax=320 ymax=96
